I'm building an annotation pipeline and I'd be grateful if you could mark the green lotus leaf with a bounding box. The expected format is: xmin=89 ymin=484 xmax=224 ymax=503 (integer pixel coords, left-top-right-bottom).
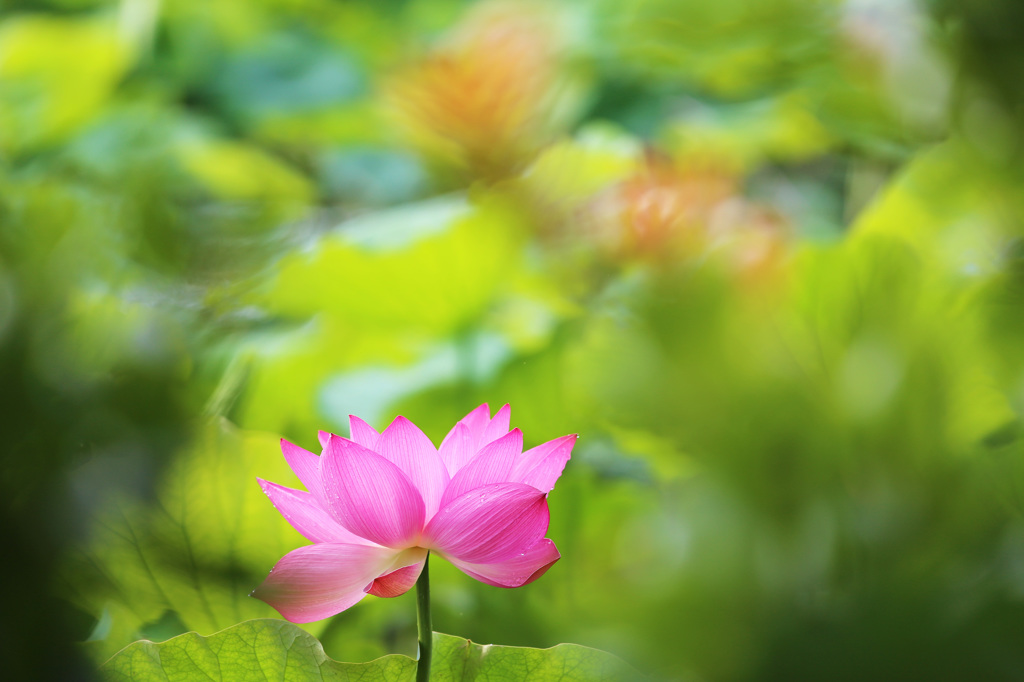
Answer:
xmin=62 ymin=421 xmax=321 ymax=662
xmin=100 ymin=619 xmax=643 ymax=681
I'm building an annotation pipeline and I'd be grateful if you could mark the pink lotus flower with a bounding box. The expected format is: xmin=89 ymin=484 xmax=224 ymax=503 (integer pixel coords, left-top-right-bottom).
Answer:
xmin=252 ymin=404 xmax=576 ymax=623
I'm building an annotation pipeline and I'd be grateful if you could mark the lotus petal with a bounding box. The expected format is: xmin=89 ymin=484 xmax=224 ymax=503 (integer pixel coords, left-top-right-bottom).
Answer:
xmin=456 ymin=404 xmax=491 ymax=449
xmin=320 ymin=435 xmax=425 ymax=547
xmin=251 ymin=543 xmax=400 ymax=623
xmin=281 ymin=439 xmax=324 ymax=500
xmin=424 ymin=482 xmax=549 ymax=564
xmin=376 ymin=416 xmax=450 ymax=518
xmin=448 ymin=538 xmax=560 ymax=588
xmin=366 ymin=559 xmax=425 ymax=598
xmin=258 ymin=479 xmax=375 ymax=546
xmin=349 ymin=415 xmax=380 ymax=450
xmin=440 ymin=429 xmax=523 ymax=507
xmin=481 ymin=403 xmax=511 ymax=447
xmin=510 ymin=434 xmax=576 ymax=493
xmin=438 ymin=422 xmax=473 ymax=477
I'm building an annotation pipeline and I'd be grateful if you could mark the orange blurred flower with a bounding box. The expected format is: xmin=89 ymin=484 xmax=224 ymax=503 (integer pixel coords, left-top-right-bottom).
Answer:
xmin=592 ymin=152 xmax=738 ymax=257
xmin=590 ymin=150 xmax=790 ymax=283
xmin=384 ymin=2 xmax=573 ymax=182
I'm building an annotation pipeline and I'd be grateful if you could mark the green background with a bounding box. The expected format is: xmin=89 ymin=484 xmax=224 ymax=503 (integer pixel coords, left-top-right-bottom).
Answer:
xmin=4 ymin=0 xmax=1024 ymax=680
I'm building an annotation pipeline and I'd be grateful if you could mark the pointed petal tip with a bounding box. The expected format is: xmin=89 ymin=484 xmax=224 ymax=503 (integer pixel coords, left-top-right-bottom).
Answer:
xmin=466 ymin=403 xmax=489 ymax=419
xmin=279 ymin=439 xmax=325 ymax=499
xmin=381 ymin=414 xmax=417 ymax=435
xmin=325 ymin=432 xmax=348 ymax=449
xmin=523 ymin=556 xmax=559 ymax=585
xmin=325 ymin=433 xmax=374 ymax=455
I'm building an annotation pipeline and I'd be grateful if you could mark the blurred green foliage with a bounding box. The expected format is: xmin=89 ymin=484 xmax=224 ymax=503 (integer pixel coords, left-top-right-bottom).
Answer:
xmin=4 ymin=0 xmax=1024 ymax=680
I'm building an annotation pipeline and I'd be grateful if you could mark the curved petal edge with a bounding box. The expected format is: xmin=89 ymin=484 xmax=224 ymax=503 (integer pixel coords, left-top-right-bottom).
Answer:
xmin=448 ymin=538 xmax=560 ymax=588
xmin=250 ymin=543 xmax=399 ymax=623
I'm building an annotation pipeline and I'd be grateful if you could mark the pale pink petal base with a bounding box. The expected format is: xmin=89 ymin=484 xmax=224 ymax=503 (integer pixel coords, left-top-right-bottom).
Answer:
xmin=251 ymin=543 xmax=400 ymax=623
xmin=448 ymin=538 xmax=560 ymax=588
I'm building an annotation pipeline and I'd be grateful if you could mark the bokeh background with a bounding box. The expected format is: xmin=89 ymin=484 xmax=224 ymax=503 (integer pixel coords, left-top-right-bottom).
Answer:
xmin=5 ymin=0 xmax=1024 ymax=680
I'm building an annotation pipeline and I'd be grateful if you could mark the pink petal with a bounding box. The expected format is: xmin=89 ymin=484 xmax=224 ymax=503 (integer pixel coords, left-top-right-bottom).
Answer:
xmin=251 ymin=543 xmax=400 ymax=623
xmin=440 ymin=429 xmax=524 ymax=508
xmin=349 ymin=415 xmax=380 ymax=450
xmin=317 ymin=430 xmax=333 ymax=450
xmin=257 ymin=479 xmax=373 ymax=546
xmin=510 ymin=434 xmax=577 ymax=493
xmin=456 ymin=404 xmax=491 ymax=447
xmin=481 ymin=403 xmax=511 ymax=447
xmin=366 ymin=561 xmax=424 ymax=598
xmin=375 ymin=416 xmax=450 ymax=519
xmin=438 ymin=422 xmax=474 ymax=477
xmin=281 ymin=439 xmax=324 ymax=500
xmin=448 ymin=538 xmax=560 ymax=588
xmin=423 ymin=482 xmax=549 ymax=564
xmin=320 ymin=435 xmax=425 ymax=548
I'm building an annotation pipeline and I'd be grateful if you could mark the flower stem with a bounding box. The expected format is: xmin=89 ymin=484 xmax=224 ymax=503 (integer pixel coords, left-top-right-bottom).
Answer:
xmin=416 ymin=553 xmax=432 ymax=682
